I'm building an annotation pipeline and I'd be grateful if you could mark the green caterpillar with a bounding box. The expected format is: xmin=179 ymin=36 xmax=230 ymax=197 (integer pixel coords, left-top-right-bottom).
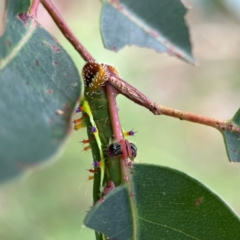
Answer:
xmin=75 ymin=62 xmax=138 ymax=240
xmin=75 ymin=62 xmax=122 ymax=202
xmin=75 ymin=61 xmax=137 ymax=205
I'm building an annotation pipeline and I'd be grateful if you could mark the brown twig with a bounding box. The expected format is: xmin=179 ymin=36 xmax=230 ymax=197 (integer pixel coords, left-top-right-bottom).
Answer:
xmin=105 ymin=83 xmax=133 ymax=199
xmin=108 ymin=74 xmax=240 ymax=134
xmin=40 ymin=0 xmax=95 ymax=62
xmin=29 ymin=0 xmax=40 ymax=16
xmin=108 ymin=73 xmax=155 ymax=113
xmin=105 ymin=83 xmax=123 ymax=142
xmin=40 ymin=0 xmax=239 ymax=135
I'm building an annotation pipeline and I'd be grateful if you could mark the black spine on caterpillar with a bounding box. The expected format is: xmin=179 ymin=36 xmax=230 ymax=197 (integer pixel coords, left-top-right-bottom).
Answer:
xmin=130 ymin=143 xmax=137 ymax=158
xmin=108 ymin=142 xmax=137 ymax=158
xmin=108 ymin=142 xmax=122 ymax=157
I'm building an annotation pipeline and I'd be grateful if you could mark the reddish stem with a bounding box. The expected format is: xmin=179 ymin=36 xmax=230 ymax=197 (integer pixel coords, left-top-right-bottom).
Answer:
xmin=105 ymin=83 xmax=123 ymax=141
xmin=40 ymin=0 xmax=238 ymax=135
xmin=108 ymin=74 xmax=239 ymax=134
xmin=105 ymin=84 xmax=132 ymax=185
xmin=29 ymin=0 xmax=40 ymax=16
xmin=41 ymin=0 xmax=95 ymax=62
xmin=109 ymin=73 xmax=154 ymax=111
xmin=154 ymin=104 xmax=225 ymax=127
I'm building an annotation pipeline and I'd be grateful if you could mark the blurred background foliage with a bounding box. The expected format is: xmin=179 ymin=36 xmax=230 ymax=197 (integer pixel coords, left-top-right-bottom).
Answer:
xmin=1 ymin=0 xmax=240 ymax=239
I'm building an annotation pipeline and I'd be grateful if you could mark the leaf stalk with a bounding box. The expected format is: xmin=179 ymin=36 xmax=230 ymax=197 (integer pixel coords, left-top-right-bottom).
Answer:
xmin=29 ymin=0 xmax=40 ymax=16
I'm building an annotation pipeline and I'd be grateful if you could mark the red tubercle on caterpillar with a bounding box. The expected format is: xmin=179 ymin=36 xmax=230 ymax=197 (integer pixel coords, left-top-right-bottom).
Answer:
xmin=74 ymin=113 xmax=87 ymax=120
xmin=81 ymin=135 xmax=95 ymax=144
xmin=73 ymin=113 xmax=87 ymax=130
xmin=87 ymin=168 xmax=100 ymax=174
xmin=73 ymin=118 xmax=82 ymax=124
xmin=86 ymin=163 xmax=101 ymax=181
xmin=83 ymin=145 xmax=91 ymax=152
xmin=82 ymin=139 xmax=90 ymax=144
xmin=87 ymin=162 xmax=101 ymax=180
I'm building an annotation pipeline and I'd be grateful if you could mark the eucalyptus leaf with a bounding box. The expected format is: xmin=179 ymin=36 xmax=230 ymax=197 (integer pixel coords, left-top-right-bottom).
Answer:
xmin=84 ymin=163 xmax=240 ymax=239
xmin=0 ymin=0 xmax=81 ymax=182
xmin=222 ymin=108 xmax=240 ymax=162
xmin=101 ymin=0 xmax=194 ymax=63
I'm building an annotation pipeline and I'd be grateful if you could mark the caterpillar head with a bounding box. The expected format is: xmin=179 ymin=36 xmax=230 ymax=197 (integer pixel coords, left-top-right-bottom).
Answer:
xmin=82 ymin=62 xmax=119 ymax=91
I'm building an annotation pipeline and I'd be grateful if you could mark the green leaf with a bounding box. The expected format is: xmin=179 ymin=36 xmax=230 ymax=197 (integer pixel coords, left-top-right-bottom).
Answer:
xmin=0 ymin=0 xmax=81 ymax=182
xmin=222 ymin=108 xmax=240 ymax=162
xmin=84 ymin=163 xmax=240 ymax=239
xmin=100 ymin=0 xmax=194 ymax=64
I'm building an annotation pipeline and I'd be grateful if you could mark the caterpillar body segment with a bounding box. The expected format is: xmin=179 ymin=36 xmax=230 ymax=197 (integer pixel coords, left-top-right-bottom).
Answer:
xmin=82 ymin=62 xmax=135 ymax=204
xmin=84 ymin=85 xmax=122 ymax=192
xmin=82 ymin=110 xmax=102 ymax=203
xmin=80 ymin=100 xmax=105 ymax=193
xmin=81 ymin=63 xmax=116 ymax=200
xmin=82 ymin=101 xmax=104 ymax=160
xmin=82 ymin=62 xmax=123 ymax=196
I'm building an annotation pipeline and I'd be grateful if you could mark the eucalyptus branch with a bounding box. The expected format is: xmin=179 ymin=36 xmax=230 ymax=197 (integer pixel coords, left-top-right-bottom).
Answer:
xmin=105 ymin=83 xmax=123 ymax=142
xmin=40 ymin=0 xmax=95 ymax=62
xmin=40 ymin=0 xmax=239 ymax=135
xmin=108 ymin=74 xmax=240 ymax=134
xmin=108 ymin=73 xmax=157 ymax=114
xmin=105 ymin=83 xmax=133 ymax=196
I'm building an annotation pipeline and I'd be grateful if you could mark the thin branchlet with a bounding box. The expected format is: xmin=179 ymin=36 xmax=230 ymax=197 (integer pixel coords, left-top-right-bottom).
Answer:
xmin=41 ymin=0 xmax=95 ymax=62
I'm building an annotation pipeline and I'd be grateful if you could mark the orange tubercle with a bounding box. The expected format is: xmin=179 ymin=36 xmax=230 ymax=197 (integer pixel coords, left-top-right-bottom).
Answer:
xmin=88 ymin=176 xmax=94 ymax=181
xmin=73 ymin=118 xmax=82 ymax=124
xmin=106 ymin=64 xmax=119 ymax=76
xmin=74 ymin=121 xmax=86 ymax=130
xmin=83 ymin=145 xmax=91 ymax=151
xmin=82 ymin=139 xmax=90 ymax=144
xmin=81 ymin=135 xmax=94 ymax=144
